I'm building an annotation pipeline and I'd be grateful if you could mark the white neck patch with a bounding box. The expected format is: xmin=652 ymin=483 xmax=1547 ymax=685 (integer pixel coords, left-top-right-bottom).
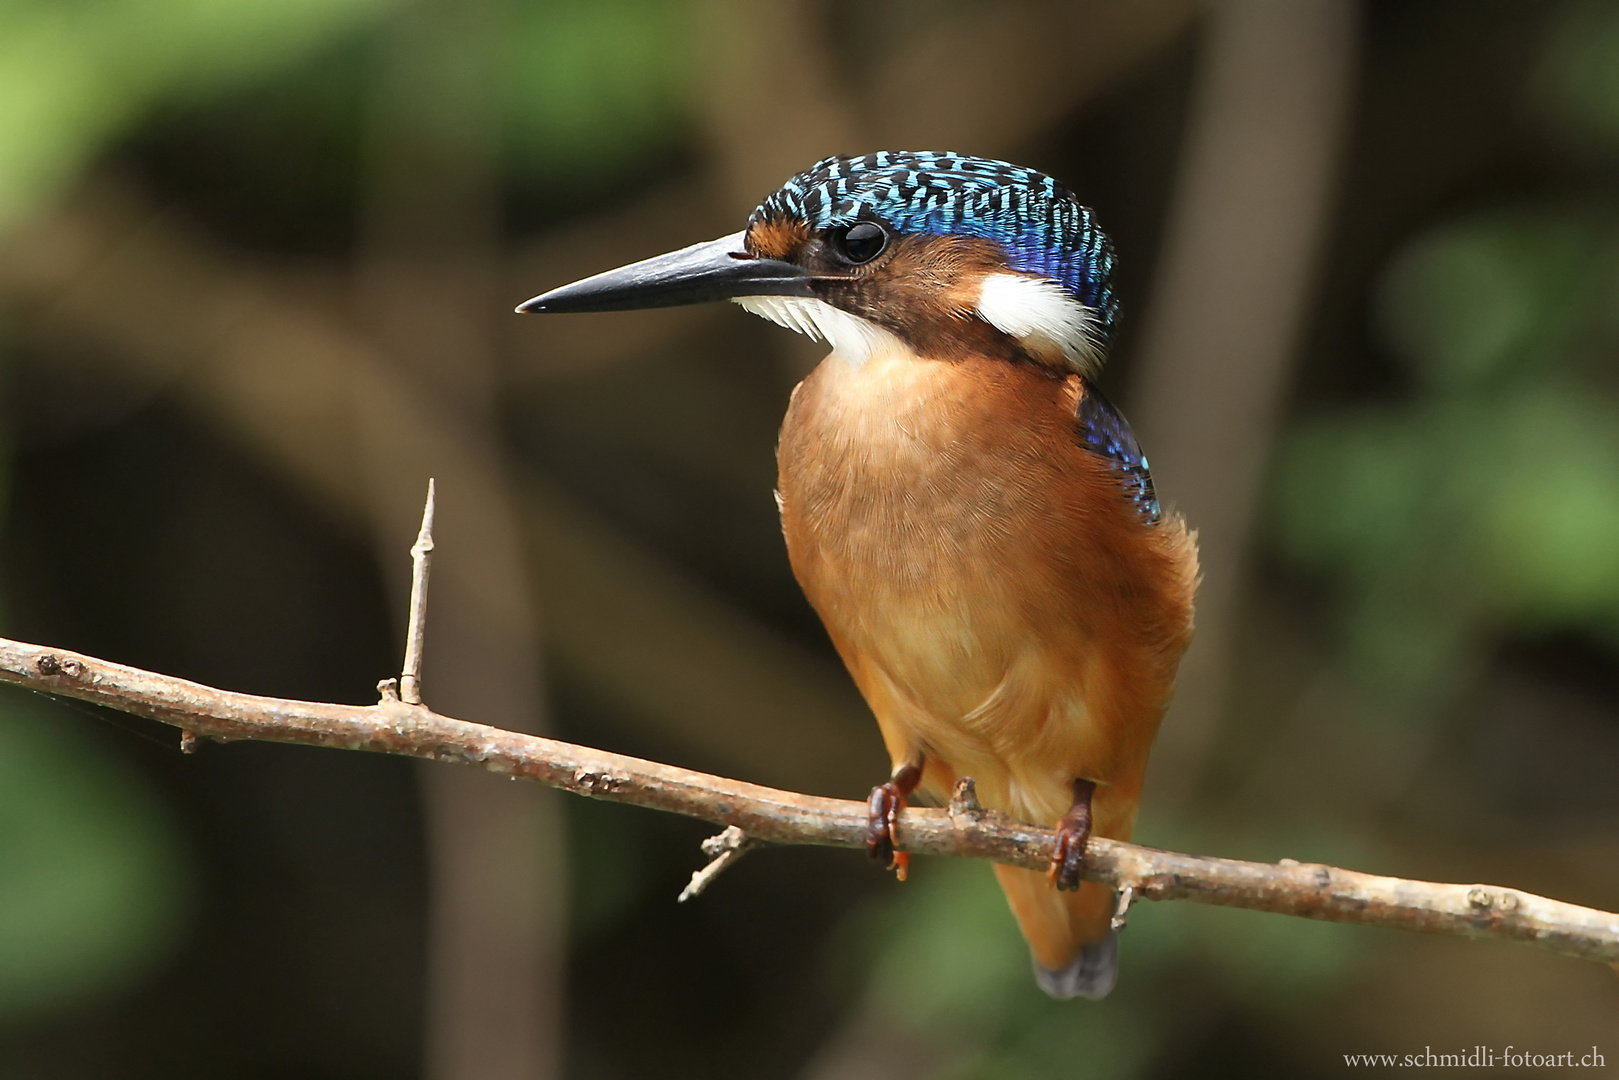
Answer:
xmin=974 ymin=272 xmax=1103 ymax=377
xmin=735 ymin=295 xmax=904 ymax=369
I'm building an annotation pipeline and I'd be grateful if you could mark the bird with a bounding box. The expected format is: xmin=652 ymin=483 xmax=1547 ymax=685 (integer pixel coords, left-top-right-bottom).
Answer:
xmin=517 ymin=151 xmax=1197 ymax=999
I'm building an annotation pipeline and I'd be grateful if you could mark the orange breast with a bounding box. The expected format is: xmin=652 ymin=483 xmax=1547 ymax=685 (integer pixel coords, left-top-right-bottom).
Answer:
xmin=776 ymin=345 xmax=1197 ymax=835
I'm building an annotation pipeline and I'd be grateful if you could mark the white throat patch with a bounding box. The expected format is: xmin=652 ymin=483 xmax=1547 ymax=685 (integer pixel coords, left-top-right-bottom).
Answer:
xmin=735 ymin=295 xmax=904 ymax=369
xmin=974 ymin=272 xmax=1103 ymax=377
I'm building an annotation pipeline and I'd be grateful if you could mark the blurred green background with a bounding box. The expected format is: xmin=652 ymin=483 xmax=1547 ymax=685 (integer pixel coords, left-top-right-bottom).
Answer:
xmin=0 ymin=0 xmax=1615 ymax=1077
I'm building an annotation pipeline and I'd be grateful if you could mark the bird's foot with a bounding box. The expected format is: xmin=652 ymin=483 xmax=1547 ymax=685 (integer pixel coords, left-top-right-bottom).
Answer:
xmin=867 ymin=759 xmax=923 ymax=881
xmin=1049 ymin=778 xmax=1097 ymax=892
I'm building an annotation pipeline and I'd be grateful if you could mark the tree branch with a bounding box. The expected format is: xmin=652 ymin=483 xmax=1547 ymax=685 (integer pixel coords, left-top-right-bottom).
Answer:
xmin=6 ymin=636 xmax=1616 ymax=966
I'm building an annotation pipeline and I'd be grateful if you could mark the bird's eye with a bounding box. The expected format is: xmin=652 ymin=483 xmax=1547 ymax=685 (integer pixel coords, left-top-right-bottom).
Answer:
xmin=830 ymin=222 xmax=888 ymax=264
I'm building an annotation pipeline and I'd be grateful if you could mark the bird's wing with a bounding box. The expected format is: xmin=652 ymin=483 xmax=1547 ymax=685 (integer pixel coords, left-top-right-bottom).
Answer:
xmin=1074 ymin=381 xmax=1161 ymax=525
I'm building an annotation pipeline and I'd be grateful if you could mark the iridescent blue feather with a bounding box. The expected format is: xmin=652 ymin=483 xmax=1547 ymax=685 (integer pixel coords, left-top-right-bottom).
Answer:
xmin=1075 ymin=382 xmax=1160 ymax=525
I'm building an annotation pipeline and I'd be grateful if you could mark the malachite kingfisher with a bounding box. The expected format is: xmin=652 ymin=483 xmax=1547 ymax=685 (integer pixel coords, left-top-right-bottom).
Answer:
xmin=518 ymin=152 xmax=1198 ymax=999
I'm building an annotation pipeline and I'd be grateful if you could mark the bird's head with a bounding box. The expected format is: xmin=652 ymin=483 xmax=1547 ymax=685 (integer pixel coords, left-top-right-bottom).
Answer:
xmin=518 ymin=151 xmax=1117 ymax=376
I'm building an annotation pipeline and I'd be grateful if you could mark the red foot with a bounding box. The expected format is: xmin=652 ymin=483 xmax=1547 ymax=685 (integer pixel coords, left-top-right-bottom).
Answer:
xmin=1049 ymin=778 xmax=1096 ymax=892
xmin=867 ymin=760 xmax=923 ymax=880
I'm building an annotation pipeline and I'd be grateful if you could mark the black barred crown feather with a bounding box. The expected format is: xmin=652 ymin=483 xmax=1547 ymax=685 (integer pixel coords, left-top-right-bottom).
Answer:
xmin=751 ymin=151 xmax=1119 ymax=342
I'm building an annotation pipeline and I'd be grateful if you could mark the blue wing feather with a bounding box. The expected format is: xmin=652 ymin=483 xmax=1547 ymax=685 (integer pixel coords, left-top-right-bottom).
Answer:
xmin=1075 ymin=382 xmax=1160 ymax=525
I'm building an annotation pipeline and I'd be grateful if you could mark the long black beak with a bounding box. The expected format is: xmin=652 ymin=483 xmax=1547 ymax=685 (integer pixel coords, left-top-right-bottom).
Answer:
xmin=516 ymin=230 xmax=817 ymax=314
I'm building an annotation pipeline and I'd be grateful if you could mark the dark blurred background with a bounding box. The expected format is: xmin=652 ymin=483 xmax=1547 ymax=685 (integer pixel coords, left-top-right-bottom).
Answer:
xmin=0 ymin=0 xmax=1616 ymax=1077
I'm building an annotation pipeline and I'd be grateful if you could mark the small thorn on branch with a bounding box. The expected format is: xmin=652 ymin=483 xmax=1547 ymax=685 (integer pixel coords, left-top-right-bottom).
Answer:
xmin=398 ymin=479 xmax=436 ymax=706
xmin=1111 ymin=883 xmax=1137 ymax=932
xmin=678 ymin=825 xmax=758 ymax=903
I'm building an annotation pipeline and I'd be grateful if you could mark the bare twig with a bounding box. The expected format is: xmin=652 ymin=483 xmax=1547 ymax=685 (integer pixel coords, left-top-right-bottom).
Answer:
xmin=399 ymin=478 xmax=436 ymax=705
xmin=5 ymin=638 xmax=1617 ymax=965
xmin=678 ymin=825 xmax=759 ymax=903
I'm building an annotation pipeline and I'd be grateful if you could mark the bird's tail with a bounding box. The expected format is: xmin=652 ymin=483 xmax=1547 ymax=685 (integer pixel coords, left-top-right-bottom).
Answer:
xmin=992 ymin=864 xmax=1118 ymax=1000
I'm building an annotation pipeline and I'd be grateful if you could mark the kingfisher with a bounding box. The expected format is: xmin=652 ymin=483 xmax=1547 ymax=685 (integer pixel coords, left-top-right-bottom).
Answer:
xmin=518 ymin=151 xmax=1198 ymax=999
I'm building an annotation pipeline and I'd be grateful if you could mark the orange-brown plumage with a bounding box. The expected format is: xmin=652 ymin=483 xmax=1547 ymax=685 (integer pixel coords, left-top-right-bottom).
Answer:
xmin=777 ymin=342 xmax=1197 ymax=972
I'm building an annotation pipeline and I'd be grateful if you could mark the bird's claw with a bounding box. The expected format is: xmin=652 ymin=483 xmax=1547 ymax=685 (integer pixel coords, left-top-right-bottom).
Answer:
xmin=1048 ymin=778 xmax=1096 ymax=892
xmin=866 ymin=779 xmax=909 ymax=879
xmin=1049 ymin=820 xmax=1090 ymax=891
xmin=867 ymin=760 xmax=923 ymax=881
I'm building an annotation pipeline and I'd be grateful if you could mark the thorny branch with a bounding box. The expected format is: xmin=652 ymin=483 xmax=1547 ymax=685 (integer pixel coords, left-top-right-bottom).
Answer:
xmin=8 ymin=639 xmax=1619 ymax=965
xmin=9 ymin=487 xmax=1618 ymax=970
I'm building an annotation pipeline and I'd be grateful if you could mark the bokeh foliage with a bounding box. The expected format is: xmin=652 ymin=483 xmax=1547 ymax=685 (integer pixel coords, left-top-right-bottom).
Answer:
xmin=0 ymin=0 xmax=397 ymax=1025
xmin=0 ymin=0 xmax=704 ymax=1034
xmin=0 ymin=0 xmax=699 ymax=239
xmin=0 ymin=0 xmax=1615 ymax=1075
xmin=503 ymin=0 xmax=693 ymax=177
xmin=0 ymin=0 xmax=396 ymax=228
xmin=1275 ymin=2 xmax=1619 ymax=709
xmin=0 ymin=697 xmax=188 ymax=1020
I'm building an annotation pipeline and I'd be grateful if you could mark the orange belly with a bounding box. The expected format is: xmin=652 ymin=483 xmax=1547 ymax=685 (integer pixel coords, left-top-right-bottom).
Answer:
xmin=776 ymin=344 xmax=1197 ymax=965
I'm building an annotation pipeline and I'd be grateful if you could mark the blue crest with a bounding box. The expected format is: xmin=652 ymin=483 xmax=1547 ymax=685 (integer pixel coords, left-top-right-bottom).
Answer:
xmin=751 ymin=151 xmax=1118 ymax=341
